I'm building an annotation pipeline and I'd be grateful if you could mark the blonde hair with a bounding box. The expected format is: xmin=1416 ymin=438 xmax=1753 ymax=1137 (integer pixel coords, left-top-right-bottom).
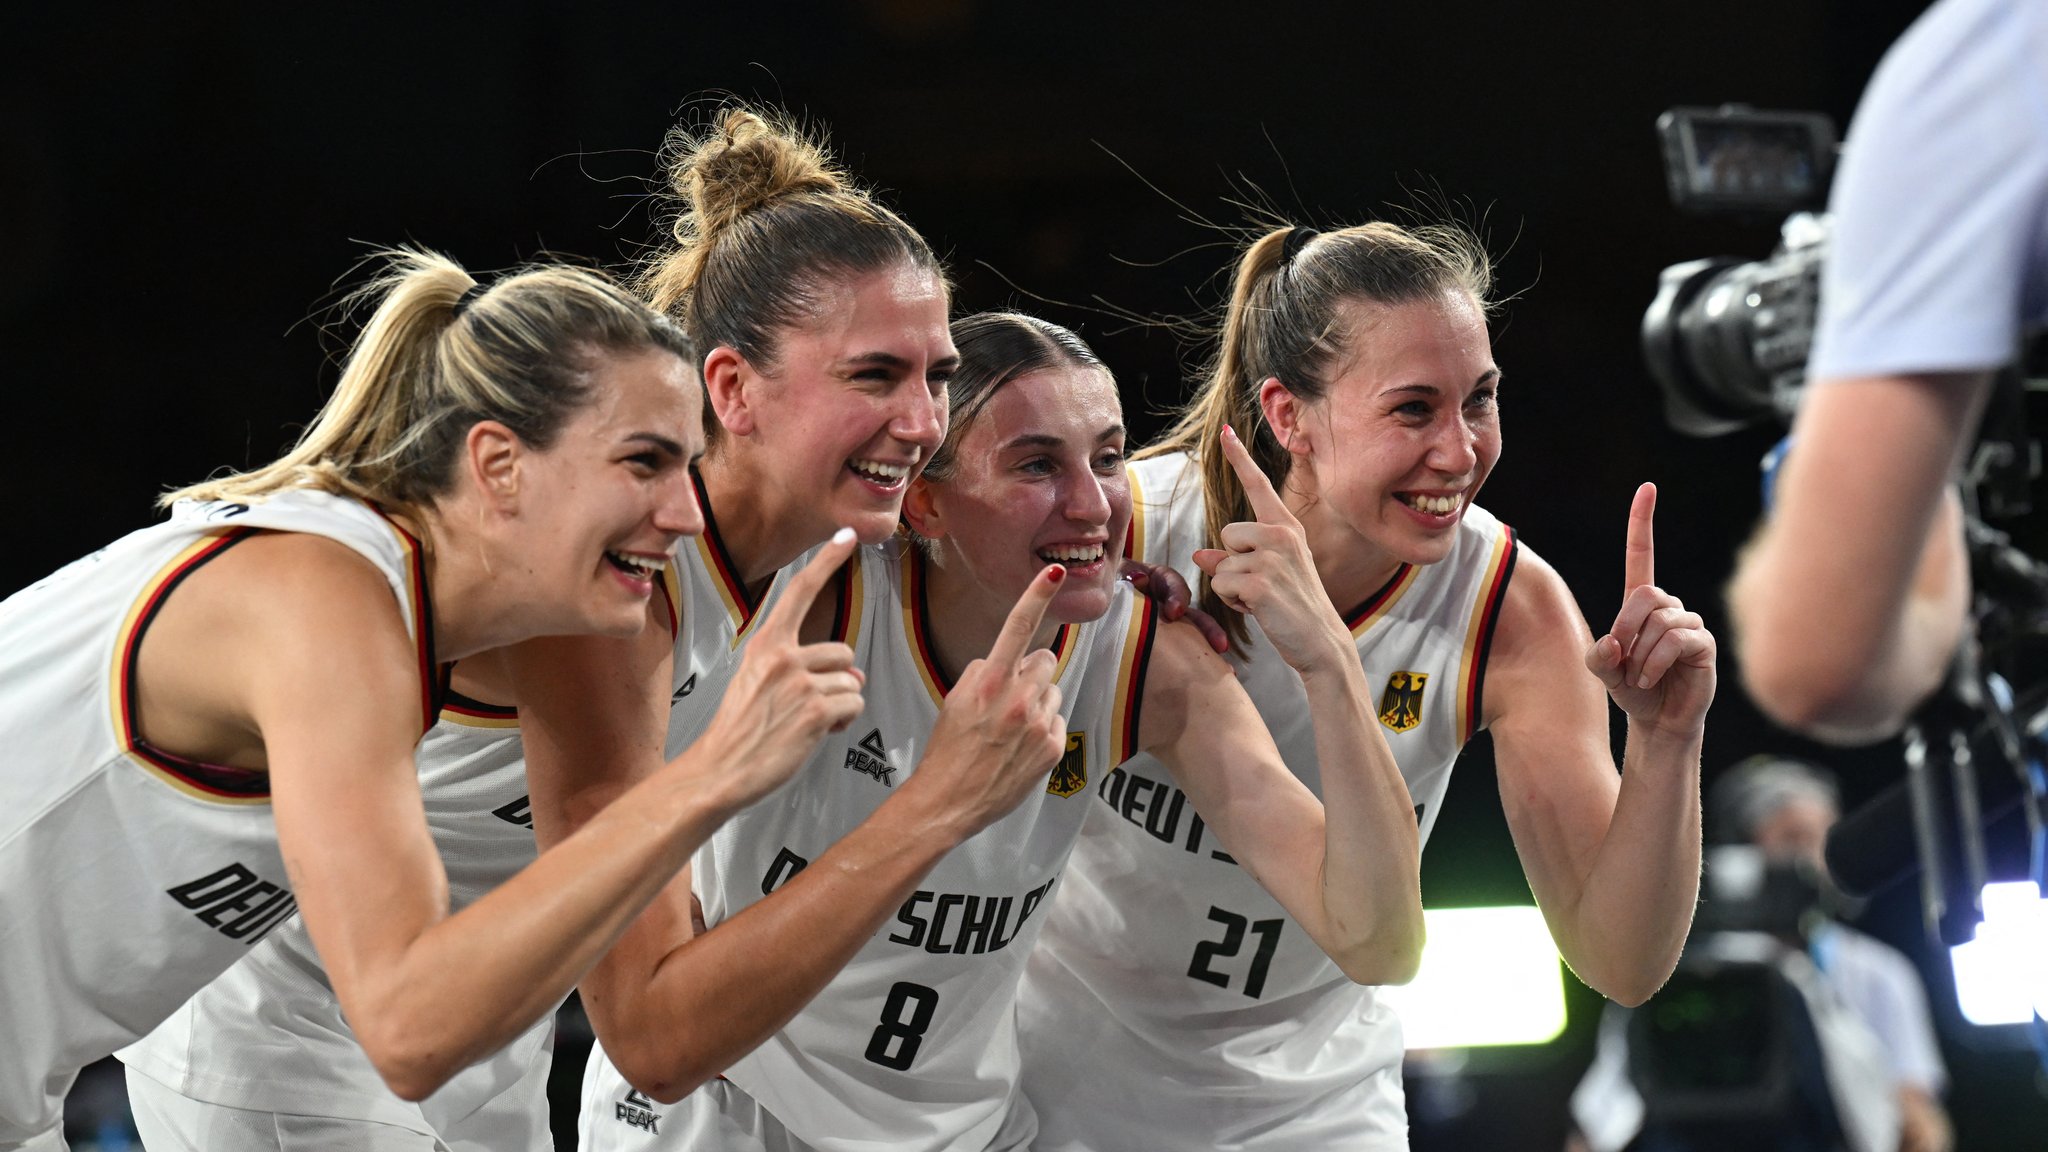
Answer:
xmin=1142 ymin=221 xmax=1494 ymax=645
xmin=635 ymin=105 xmax=943 ymax=437
xmin=165 ymin=249 xmax=693 ymax=510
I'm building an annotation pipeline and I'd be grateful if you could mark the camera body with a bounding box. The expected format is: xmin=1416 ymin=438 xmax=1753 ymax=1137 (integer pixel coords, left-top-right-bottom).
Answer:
xmin=1640 ymin=106 xmax=1839 ymax=437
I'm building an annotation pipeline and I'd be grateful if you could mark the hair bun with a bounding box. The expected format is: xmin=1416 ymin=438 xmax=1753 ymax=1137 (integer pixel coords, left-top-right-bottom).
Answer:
xmin=673 ymin=108 xmax=846 ymax=240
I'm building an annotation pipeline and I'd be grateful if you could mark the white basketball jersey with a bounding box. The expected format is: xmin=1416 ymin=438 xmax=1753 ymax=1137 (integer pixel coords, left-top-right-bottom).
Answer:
xmin=658 ymin=469 xmax=825 ymax=754
xmin=117 ymin=700 xmax=557 ymax=1149
xmin=0 ymin=491 xmax=442 ymax=1143
xmin=1018 ymin=451 xmax=1517 ymax=1151
xmin=583 ymin=539 xmax=1155 ymax=1152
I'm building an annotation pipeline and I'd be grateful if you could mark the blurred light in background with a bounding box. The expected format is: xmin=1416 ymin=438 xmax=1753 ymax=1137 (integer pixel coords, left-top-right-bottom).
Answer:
xmin=1386 ymin=906 xmax=1566 ymax=1049
xmin=1948 ymin=880 xmax=2048 ymax=1026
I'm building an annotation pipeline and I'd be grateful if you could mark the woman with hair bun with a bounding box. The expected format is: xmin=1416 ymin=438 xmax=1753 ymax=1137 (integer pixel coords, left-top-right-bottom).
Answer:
xmin=1017 ymin=220 xmax=1717 ymax=1150
xmin=0 ymin=249 xmax=858 ymax=1151
xmin=499 ymin=112 xmax=1089 ymax=1143
xmin=575 ymin=309 xmax=1424 ymax=1152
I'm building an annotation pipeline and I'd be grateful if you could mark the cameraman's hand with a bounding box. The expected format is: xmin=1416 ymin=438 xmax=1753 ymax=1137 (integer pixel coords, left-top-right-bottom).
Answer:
xmin=898 ymin=565 xmax=1071 ymax=840
xmin=1585 ymin=484 xmax=1717 ymax=737
xmin=688 ymin=530 xmax=866 ymax=812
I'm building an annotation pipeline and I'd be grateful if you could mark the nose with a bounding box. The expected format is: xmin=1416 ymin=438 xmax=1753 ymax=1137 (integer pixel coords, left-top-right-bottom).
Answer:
xmin=653 ymin=468 xmax=704 ymax=539
xmin=891 ymin=381 xmax=947 ymax=455
xmin=1061 ymin=469 xmax=1114 ymax=528
xmin=1427 ymin=412 xmax=1480 ymax=477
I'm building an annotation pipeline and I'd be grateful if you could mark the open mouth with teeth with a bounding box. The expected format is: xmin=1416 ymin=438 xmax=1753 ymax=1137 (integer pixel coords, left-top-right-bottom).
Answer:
xmin=1036 ymin=542 xmax=1107 ymax=569
xmin=604 ymin=551 xmax=667 ymax=586
xmin=1394 ymin=492 xmax=1463 ymax=519
xmin=847 ymin=458 xmax=913 ymax=490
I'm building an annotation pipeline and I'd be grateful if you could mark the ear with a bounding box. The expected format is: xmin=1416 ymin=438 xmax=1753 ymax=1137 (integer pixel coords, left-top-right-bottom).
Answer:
xmin=902 ymin=474 xmax=945 ymax=541
xmin=702 ymin=345 xmax=757 ymax=437
xmin=464 ymin=420 xmax=523 ymax=509
xmin=1256 ymin=377 xmax=1313 ymax=460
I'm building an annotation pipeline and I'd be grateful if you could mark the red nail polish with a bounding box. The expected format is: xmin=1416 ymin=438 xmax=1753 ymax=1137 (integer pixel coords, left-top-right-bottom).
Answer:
xmin=1047 ymin=565 xmax=1067 ymax=583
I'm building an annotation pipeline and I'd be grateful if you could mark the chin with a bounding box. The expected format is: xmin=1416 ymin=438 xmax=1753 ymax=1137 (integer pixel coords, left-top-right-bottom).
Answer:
xmin=1050 ymin=583 xmax=1115 ymax=626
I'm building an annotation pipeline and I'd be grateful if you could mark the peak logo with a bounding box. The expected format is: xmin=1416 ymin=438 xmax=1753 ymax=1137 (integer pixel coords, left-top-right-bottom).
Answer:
xmin=845 ymin=728 xmax=894 ymax=786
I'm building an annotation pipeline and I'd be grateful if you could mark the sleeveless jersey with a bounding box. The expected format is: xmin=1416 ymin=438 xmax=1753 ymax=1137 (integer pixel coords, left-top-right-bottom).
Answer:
xmin=658 ymin=469 xmax=823 ymax=754
xmin=116 ymin=699 xmax=556 ymax=1149
xmin=582 ymin=539 xmax=1157 ymax=1152
xmin=1018 ymin=451 xmax=1517 ymax=1151
xmin=0 ymin=491 xmax=441 ymax=1143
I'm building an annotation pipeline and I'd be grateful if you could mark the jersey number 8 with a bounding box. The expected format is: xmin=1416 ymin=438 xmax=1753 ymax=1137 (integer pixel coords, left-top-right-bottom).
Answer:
xmin=863 ymin=981 xmax=939 ymax=1071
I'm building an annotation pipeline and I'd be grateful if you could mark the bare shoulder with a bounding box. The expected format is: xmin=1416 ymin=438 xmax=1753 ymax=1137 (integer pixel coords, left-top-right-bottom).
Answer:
xmin=1484 ymin=541 xmax=1599 ymax=727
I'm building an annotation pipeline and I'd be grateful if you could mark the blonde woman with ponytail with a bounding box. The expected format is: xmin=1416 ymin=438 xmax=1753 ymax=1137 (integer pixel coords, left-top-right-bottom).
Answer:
xmin=1018 ymin=221 xmax=1718 ymax=1150
xmin=0 ymin=249 xmax=863 ymax=1151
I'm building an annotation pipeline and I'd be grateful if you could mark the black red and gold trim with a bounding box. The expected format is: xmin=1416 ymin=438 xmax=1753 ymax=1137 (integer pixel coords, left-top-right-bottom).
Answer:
xmin=1345 ymin=563 xmax=1419 ymax=637
xmin=440 ymin=690 xmax=519 ymax=729
xmin=688 ymin=468 xmax=767 ymax=643
xmin=1457 ymin=525 xmax=1520 ymax=742
xmin=902 ymin=550 xmax=1073 ymax=705
xmin=1107 ymin=596 xmax=1160 ymax=765
xmin=364 ymin=504 xmax=447 ymax=733
xmin=110 ymin=530 xmax=272 ymax=803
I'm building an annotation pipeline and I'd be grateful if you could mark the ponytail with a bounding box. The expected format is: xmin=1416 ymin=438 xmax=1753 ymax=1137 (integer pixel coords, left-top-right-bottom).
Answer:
xmin=1142 ymin=220 xmax=1493 ymax=645
xmin=166 ymin=248 xmax=692 ymax=510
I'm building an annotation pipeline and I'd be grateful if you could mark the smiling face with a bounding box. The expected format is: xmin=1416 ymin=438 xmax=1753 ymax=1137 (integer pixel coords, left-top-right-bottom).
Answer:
xmin=910 ymin=364 xmax=1130 ymax=625
xmin=504 ymin=345 xmax=705 ymax=637
xmin=1281 ymin=287 xmax=1500 ymax=575
xmin=717 ymin=260 xmax=955 ymax=548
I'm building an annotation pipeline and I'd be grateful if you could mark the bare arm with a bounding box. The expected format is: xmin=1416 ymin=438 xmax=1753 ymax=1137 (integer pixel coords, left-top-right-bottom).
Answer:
xmin=211 ymin=536 xmax=741 ymax=1102
xmin=1173 ymin=425 xmax=1424 ymax=982
xmin=1486 ymin=488 xmax=1711 ymax=1007
xmin=1729 ymin=371 xmax=1987 ymax=743
xmin=526 ymin=562 xmax=1071 ymax=1102
xmin=1143 ymin=620 xmax=1424 ymax=984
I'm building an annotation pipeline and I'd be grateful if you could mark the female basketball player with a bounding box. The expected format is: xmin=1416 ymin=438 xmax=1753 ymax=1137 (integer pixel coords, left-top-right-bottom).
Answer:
xmin=112 ymin=106 xmax=974 ymax=1152
xmin=501 ymin=111 xmax=1100 ymax=1136
xmin=573 ymin=309 xmax=1427 ymax=1152
xmin=1017 ymin=221 xmax=1715 ymax=1150
xmin=0 ymin=251 xmax=865 ymax=1151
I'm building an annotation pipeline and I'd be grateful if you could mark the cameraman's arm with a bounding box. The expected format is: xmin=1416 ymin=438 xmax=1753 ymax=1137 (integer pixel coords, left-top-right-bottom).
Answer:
xmin=1728 ymin=370 xmax=1988 ymax=743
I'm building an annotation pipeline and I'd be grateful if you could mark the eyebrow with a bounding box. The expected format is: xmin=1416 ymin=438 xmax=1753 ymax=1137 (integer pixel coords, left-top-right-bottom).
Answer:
xmin=838 ymin=352 xmax=962 ymax=375
xmin=998 ymin=424 xmax=1126 ymax=453
xmin=1381 ymin=368 xmax=1502 ymax=398
xmin=624 ymin=432 xmax=687 ymax=456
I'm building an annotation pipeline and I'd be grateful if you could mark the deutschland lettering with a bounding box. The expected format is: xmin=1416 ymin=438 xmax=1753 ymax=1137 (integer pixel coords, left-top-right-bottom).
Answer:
xmin=165 ymin=862 xmax=297 ymax=943
xmin=887 ymin=875 xmax=1058 ymax=955
xmin=1095 ymin=766 xmax=1237 ymax=865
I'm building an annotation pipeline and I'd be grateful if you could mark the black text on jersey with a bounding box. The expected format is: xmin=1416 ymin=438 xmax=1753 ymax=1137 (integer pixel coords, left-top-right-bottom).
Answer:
xmin=845 ymin=727 xmax=895 ymax=786
xmin=887 ymin=875 xmax=1057 ymax=955
xmin=615 ymin=1088 xmax=660 ymax=1134
xmin=166 ymin=862 xmax=297 ymax=944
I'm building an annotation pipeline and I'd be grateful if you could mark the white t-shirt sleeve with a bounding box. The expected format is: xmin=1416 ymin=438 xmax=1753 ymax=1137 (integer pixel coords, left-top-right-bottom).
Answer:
xmin=1825 ymin=928 xmax=1950 ymax=1095
xmin=1809 ymin=0 xmax=2048 ymax=381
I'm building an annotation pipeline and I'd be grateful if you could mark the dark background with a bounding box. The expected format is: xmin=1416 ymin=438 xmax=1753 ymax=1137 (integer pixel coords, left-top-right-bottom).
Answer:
xmin=10 ymin=1 xmax=2044 ymax=1148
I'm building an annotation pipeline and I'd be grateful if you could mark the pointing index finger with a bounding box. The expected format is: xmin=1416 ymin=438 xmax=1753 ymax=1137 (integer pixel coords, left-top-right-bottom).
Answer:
xmin=1625 ymin=482 xmax=1656 ymax=593
xmin=1221 ymin=426 xmax=1295 ymax=527
xmin=759 ymin=527 xmax=858 ymax=641
xmin=987 ymin=565 xmax=1065 ymax=669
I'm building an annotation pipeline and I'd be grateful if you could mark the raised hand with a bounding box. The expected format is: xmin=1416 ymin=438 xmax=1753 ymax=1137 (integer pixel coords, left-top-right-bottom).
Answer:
xmin=1120 ymin=559 xmax=1229 ymax=654
xmin=692 ymin=529 xmax=867 ymax=809
xmin=1191 ymin=426 xmax=1350 ymax=672
xmin=902 ymin=565 xmax=1072 ymax=839
xmin=1585 ymin=483 xmax=1717 ymax=736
